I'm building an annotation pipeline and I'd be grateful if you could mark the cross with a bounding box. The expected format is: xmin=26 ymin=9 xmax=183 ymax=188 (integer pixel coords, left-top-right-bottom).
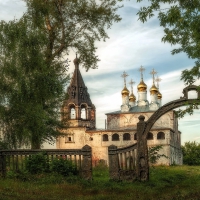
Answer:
xmin=129 ymin=79 xmax=135 ymax=93
xmin=121 ymin=71 xmax=129 ymax=85
xmin=150 ymin=69 xmax=157 ymax=83
xmin=139 ymin=66 xmax=145 ymax=80
xmin=155 ymin=76 xmax=162 ymax=88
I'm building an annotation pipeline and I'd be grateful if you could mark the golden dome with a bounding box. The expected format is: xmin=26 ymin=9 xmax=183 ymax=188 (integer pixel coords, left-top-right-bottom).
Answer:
xmin=137 ymin=80 xmax=147 ymax=92
xmin=157 ymin=91 xmax=162 ymax=99
xmin=129 ymin=93 xmax=136 ymax=102
xmin=150 ymin=83 xmax=158 ymax=95
xmin=121 ymin=86 xmax=130 ymax=96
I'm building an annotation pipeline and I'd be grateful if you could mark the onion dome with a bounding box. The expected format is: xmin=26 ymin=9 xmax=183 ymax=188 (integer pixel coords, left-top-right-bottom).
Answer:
xmin=150 ymin=83 xmax=158 ymax=95
xmin=157 ymin=91 xmax=162 ymax=99
xmin=121 ymin=86 xmax=130 ymax=96
xmin=137 ymin=80 xmax=147 ymax=92
xmin=129 ymin=93 xmax=136 ymax=102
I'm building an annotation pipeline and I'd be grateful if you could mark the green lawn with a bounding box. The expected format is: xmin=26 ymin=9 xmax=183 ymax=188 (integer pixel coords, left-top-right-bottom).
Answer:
xmin=0 ymin=165 xmax=200 ymax=200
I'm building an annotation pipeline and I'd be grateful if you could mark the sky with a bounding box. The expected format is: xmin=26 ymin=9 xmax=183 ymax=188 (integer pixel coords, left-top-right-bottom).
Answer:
xmin=0 ymin=0 xmax=200 ymax=145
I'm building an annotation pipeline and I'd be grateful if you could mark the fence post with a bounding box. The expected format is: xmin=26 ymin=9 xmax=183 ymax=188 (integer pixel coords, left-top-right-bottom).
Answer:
xmin=81 ymin=145 xmax=92 ymax=180
xmin=0 ymin=151 xmax=6 ymax=178
xmin=108 ymin=145 xmax=119 ymax=180
xmin=136 ymin=115 xmax=149 ymax=181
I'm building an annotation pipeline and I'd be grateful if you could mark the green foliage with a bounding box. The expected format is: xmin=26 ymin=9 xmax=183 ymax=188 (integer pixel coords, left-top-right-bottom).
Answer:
xmin=25 ymin=153 xmax=50 ymax=174
xmin=0 ymin=138 xmax=9 ymax=149
xmin=92 ymin=161 xmax=109 ymax=180
xmin=22 ymin=0 xmax=123 ymax=71
xmin=175 ymin=99 xmax=200 ymax=118
xmin=182 ymin=141 xmax=200 ymax=165
xmin=0 ymin=0 xmax=123 ymax=149
xmin=51 ymin=157 xmax=78 ymax=176
xmin=148 ymin=145 xmax=168 ymax=165
xmin=137 ymin=0 xmax=200 ymax=85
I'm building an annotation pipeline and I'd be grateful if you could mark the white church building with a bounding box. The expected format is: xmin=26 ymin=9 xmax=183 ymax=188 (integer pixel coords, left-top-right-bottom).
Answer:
xmin=56 ymin=57 xmax=183 ymax=165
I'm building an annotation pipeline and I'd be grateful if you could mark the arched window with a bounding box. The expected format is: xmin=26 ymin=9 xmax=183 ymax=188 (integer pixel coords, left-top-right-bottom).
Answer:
xmin=112 ymin=133 xmax=119 ymax=141
xmin=81 ymin=105 xmax=86 ymax=119
xmin=134 ymin=133 xmax=137 ymax=140
xmin=157 ymin=132 xmax=165 ymax=140
xmin=70 ymin=107 xmax=76 ymax=119
xmin=102 ymin=134 xmax=108 ymax=141
xmin=123 ymin=133 xmax=130 ymax=141
xmin=147 ymin=132 xmax=153 ymax=140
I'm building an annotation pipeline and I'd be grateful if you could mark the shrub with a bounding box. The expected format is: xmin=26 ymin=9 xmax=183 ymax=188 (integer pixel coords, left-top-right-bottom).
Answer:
xmin=51 ymin=157 xmax=78 ymax=176
xmin=182 ymin=141 xmax=200 ymax=165
xmin=0 ymin=138 xmax=9 ymax=149
xmin=25 ymin=153 xmax=49 ymax=174
xmin=148 ymin=145 xmax=168 ymax=165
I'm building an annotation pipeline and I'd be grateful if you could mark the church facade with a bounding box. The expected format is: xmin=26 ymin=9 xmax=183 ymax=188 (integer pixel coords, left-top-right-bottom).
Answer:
xmin=56 ymin=57 xmax=183 ymax=165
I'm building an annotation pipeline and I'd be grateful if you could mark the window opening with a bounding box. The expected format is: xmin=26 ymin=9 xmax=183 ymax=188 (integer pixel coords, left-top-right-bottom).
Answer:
xmin=112 ymin=133 xmax=119 ymax=141
xmin=81 ymin=107 xmax=86 ymax=119
xmin=123 ymin=133 xmax=130 ymax=141
xmin=70 ymin=107 xmax=76 ymax=119
xmin=134 ymin=133 xmax=137 ymax=140
xmin=147 ymin=132 xmax=153 ymax=140
xmin=103 ymin=134 xmax=108 ymax=141
xmin=157 ymin=132 xmax=165 ymax=140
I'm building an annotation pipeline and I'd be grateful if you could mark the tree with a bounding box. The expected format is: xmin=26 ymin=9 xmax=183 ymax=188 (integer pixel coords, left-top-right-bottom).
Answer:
xmin=0 ymin=0 xmax=122 ymax=149
xmin=136 ymin=0 xmax=200 ymax=85
xmin=182 ymin=141 xmax=200 ymax=165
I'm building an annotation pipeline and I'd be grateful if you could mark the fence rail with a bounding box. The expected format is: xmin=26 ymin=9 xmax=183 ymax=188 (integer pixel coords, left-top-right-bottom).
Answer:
xmin=0 ymin=145 xmax=92 ymax=180
xmin=108 ymin=143 xmax=137 ymax=181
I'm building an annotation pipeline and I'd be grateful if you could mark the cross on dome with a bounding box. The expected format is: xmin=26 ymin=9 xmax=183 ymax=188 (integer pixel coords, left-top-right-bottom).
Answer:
xmin=150 ymin=69 xmax=157 ymax=84
xmin=155 ymin=76 xmax=162 ymax=88
xmin=129 ymin=79 xmax=135 ymax=93
xmin=121 ymin=71 xmax=129 ymax=86
xmin=139 ymin=66 xmax=145 ymax=80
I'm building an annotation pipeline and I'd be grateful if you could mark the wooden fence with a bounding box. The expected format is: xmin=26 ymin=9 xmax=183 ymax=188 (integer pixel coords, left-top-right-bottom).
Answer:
xmin=0 ymin=145 xmax=92 ymax=180
xmin=108 ymin=143 xmax=137 ymax=181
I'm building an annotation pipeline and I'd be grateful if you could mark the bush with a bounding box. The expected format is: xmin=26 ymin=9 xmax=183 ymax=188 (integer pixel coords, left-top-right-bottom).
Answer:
xmin=148 ymin=145 xmax=168 ymax=165
xmin=25 ymin=153 xmax=49 ymax=174
xmin=182 ymin=141 xmax=200 ymax=165
xmin=0 ymin=138 xmax=9 ymax=149
xmin=51 ymin=157 xmax=78 ymax=176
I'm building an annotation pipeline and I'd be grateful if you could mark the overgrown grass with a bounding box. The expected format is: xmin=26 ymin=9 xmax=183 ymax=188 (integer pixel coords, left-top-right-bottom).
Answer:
xmin=0 ymin=165 xmax=200 ymax=200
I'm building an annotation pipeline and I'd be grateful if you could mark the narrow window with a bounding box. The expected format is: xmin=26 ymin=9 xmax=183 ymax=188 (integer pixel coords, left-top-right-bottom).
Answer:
xmin=65 ymin=135 xmax=74 ymax=143
xmin=147 ymin=132 xmax=153 ymax=140
xmin=103 ymin=134 xmax=108 ymax=141
xmin=123 ymin=133 xmax=130 ymax=141
xmin=112 ymin=133 xmax=119 ymax=141
xmin=81 ymin=107 xmax=86 ymax=119
xmin=70 ymin=107 xmax=76 ymax=119
xmin=157 ymin=132 xmax=165 ymax=140
xmin=134 ymin=133 xmax=137 ymax=140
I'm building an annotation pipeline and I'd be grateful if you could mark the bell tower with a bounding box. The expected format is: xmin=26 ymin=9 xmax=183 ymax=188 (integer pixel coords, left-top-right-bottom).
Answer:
xmin=62 ymin=56 xmax=96 ymax=129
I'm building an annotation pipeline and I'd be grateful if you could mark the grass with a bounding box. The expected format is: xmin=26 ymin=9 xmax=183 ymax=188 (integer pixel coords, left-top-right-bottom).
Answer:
xmin=0 ymin=165 xmax=200 ymax=200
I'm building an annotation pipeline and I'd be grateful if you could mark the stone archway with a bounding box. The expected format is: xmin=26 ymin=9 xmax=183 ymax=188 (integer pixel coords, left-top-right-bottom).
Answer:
xmin=136 ymin=85 xmax=200 ymax=181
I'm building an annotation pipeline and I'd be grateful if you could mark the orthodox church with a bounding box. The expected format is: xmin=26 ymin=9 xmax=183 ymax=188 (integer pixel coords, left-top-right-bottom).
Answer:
xmin=56 ymin=57 xmax=183 ymax=165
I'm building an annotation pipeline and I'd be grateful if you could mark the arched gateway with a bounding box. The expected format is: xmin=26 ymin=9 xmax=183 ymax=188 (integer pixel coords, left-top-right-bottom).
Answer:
xmin=136 ymin=85 xmax=200 ymax=181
